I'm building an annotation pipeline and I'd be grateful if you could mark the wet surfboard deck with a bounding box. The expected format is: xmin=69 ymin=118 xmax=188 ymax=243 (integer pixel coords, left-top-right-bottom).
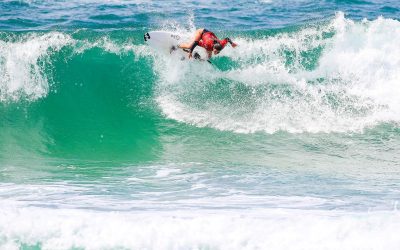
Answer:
xmin=144 ymin=31 xmax=208 ymax=62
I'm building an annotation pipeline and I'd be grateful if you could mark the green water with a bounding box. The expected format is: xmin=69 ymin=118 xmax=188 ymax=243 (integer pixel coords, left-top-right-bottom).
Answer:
xmin=1 ymin=8 xmax=400 ymax=248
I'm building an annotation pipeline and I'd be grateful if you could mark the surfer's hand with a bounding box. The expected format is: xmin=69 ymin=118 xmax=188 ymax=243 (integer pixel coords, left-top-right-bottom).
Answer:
xmin=232 ymin=43 xmax=238 ymax=48
xmin=188 ymin=52 xmax=192 ymax=59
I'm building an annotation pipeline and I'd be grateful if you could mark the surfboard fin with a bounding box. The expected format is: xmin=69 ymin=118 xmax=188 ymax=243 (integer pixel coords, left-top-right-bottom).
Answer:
xmin=170 ymin=46 xmax=177 ymax=54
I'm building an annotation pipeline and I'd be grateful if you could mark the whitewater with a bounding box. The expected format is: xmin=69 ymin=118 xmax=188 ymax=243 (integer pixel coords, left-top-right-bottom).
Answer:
xmin=1 ymin=0 xmax=400 ymax=249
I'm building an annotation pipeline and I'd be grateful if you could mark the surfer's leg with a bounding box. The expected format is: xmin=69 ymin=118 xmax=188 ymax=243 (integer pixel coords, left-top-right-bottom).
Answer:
xmin=178 ymin=28 xmax=204 ymax=49
xmin=193 ymin=28 xmax=204 ymax=41
xmin=178 ymin=42 xmax=192 ymax=49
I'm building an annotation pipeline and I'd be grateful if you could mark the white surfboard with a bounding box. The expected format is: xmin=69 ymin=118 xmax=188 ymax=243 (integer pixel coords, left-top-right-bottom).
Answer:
xmin=144 ymin=31 xmax=208 ymax=62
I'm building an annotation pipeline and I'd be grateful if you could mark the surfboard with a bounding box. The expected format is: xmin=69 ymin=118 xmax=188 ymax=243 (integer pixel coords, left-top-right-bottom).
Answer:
xmin=143 ymin=31 xmax=208 ymax=62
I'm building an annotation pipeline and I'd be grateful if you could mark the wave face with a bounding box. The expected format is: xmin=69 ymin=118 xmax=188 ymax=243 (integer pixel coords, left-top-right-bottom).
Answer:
xmin=1 ymin=1 xmax=400 ymax=249
xmin=0 ymin=30 xmax=162 ymax=161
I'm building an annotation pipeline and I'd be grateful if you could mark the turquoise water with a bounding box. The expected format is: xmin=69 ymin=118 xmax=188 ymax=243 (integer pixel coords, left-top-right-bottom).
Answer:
xmin=1 ymin=1 xmax=400 ymax=249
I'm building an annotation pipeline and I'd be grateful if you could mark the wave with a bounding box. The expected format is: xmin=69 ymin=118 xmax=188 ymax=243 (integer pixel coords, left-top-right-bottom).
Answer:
xmin=1 ymin=13 xmax=400 ymax=139
xmin=0 ymin=30 xmax=159 ymax=160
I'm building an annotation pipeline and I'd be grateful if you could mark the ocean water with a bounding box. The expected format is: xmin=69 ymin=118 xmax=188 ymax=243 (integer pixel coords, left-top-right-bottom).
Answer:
xmin=1 ymin=0 xmax=400 ymax=249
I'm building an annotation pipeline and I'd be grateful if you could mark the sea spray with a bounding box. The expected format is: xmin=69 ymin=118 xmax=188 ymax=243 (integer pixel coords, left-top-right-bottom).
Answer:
xmin=155 ymin=13 xmax=400 ymax=133
xmin=0 ymin=32 xmax=73 ymax=101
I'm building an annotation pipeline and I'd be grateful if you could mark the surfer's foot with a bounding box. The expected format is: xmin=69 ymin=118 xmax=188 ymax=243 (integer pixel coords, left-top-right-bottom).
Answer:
xmin=170 ymin=46 xmax=177 ymax=54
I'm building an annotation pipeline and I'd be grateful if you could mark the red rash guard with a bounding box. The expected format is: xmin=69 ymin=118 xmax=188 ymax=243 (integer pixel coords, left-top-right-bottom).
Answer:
xmin=198 ymin=31 xmax=228 ymax=51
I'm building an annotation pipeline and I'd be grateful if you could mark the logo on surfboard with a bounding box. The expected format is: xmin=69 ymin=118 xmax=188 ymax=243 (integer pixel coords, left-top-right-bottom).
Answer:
xmin=170 ymin=34 xmax=180 ymax=40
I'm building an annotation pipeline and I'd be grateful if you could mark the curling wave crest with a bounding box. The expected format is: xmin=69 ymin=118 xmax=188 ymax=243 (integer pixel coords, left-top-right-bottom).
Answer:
xmin=0 ymin=32 xmax=73 ymax=102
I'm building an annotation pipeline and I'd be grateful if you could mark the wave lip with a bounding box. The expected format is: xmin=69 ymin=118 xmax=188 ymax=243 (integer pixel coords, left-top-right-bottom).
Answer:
xmin=0 ymin=32 xmax=72 ymax=102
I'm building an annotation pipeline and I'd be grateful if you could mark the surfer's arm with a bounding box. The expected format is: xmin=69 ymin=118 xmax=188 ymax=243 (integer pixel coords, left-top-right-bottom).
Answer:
xmin=188 ymin=41 xmax=199 ymax=58
xmin=225 ymin=37 xmax=237 ymax=48
xmin=207 ymin=50 xmax=212 ymax=59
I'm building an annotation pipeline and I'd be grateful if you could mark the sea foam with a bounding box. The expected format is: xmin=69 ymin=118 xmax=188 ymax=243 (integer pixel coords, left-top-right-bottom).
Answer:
xmin=1 ymin=204 xmax=399 ymax=250
xmin=156 ymin=13 xmax=400 ymax=134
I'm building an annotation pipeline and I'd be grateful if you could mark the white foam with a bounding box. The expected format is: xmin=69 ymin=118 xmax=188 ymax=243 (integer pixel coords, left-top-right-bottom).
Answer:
xmin=1 ymin=204 xmax=400 ymax=250
xmin=317 ymin=14 xmax=400 ymax=117
xmin=0 ymin=32 xmax=73 ymax=102
xmin=155 ymin=13 xmax=400 ymax=133
xmin=155 ymin=168 xmax=181 ymax=178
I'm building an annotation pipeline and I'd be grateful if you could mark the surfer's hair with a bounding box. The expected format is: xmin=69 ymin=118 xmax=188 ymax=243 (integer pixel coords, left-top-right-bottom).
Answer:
xmin=213 ymin=43 xmax=223 ymax=51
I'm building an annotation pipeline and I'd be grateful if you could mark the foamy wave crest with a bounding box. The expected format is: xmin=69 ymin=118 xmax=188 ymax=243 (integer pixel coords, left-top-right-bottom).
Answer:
xmin=1 ymin=205 xmax=400 ymax=250
xmin=0 ymin=32 xmax=73 ymax=102
xmin=156 ymin=13 xmax=400 ymax=133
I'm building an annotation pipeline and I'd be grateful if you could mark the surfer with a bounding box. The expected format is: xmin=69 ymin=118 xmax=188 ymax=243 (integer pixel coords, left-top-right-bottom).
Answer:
xmin=178 ymin=28 xmax=237 ymax=59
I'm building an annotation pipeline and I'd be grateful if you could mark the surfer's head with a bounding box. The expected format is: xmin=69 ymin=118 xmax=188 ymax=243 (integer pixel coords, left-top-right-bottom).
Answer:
xmin=213 ymin=42 xmax=223 ymax=54
xmin=213 ymin=39 xmax=230 ymax=54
